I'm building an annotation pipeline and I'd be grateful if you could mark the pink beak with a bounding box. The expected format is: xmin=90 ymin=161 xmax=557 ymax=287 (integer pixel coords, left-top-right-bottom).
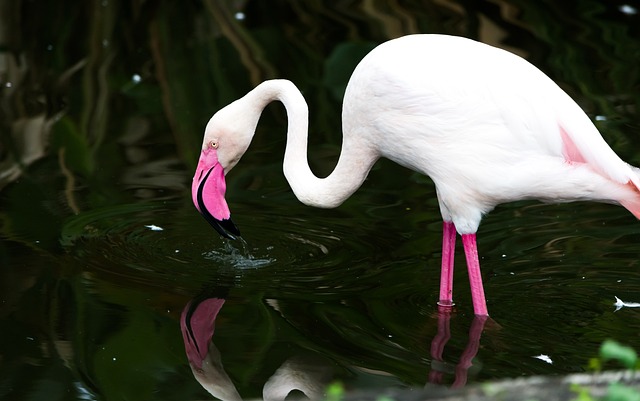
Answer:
xmin=192 ymin=148 xmax=240 ymax=239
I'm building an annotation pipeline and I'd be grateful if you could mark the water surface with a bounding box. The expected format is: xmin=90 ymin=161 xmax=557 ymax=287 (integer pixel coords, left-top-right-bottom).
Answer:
xmin=1 ymin=1 xmax=640 ymax=400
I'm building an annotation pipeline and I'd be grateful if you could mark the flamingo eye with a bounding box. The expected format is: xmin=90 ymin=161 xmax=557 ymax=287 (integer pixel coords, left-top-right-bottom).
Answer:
xmin=209 ymin=140 xmax=219 ymax=149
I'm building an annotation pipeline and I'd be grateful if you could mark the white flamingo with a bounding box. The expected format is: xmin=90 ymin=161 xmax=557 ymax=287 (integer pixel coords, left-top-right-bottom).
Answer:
xmin=192 ymin=34 xmax=640 ymax=316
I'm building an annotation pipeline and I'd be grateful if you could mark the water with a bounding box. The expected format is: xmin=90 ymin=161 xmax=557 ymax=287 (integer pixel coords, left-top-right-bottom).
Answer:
xmin=1 ymin=1 xmax=640 ymax=400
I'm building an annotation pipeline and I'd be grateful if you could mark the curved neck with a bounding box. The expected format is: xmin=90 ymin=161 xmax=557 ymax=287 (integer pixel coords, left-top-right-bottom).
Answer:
xmin=246 ymin=80 xmax=377 ymax=208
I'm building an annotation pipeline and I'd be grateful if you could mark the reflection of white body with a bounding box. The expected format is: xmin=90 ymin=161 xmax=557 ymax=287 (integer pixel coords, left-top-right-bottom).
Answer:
xmin=263 ymin=356 xmax=333 ymax=401
xmin=181 ymin=298 xmax=333 ymax=400
xmin=189 ymin=341 xmax=242 ymax=401
xmin=188 ymin=343 xmax=332 ymax=401
xmin=194 ymin=34 xmax=640 ymax=317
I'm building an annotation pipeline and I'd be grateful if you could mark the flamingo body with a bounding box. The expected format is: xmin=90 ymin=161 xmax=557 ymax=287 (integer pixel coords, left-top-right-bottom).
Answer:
xmin=192 ymin=34 xmax=640 ymax=316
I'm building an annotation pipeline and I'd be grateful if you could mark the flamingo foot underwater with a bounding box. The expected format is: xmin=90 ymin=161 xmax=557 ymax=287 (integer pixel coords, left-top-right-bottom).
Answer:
xmin=192 ymin=34 xmax=640 ymax=316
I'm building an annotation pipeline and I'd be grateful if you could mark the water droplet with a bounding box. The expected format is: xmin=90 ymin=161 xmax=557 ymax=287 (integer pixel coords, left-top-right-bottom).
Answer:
xmin=619 ymin=4 xmax=638 ymax=15
xmin=204 ymin=240 xmax=275 ymax=268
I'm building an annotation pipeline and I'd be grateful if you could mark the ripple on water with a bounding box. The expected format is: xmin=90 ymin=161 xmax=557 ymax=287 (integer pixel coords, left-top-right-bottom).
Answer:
xmin=203 ymin=239 xmax=275 ymax=269
xmin=58 ymin=201 xmax=373 ymax=292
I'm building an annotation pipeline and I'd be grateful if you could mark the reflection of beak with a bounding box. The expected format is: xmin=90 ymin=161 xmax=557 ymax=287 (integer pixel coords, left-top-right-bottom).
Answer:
xmin=180 ymin=298 xmax=242 ymax=401
xmin=192 ymin=161 xmax=241 ymax=240
xmin=181 ymin=298 xmax=226 ymax=368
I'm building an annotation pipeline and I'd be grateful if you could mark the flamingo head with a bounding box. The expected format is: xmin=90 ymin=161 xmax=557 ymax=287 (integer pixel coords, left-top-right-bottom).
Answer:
xmin=192 ymin=100 xmax=257 ymax=239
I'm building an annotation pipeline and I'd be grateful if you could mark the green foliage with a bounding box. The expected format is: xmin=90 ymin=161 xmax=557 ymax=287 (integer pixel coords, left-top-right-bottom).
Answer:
xmin=325 ymin=381 xmax=345 ymax=401
xmin=572 ymin=382 xmax=595 ymax=401
xmin=50 ymin=116 xmax=93 ymax=176
xmin=324 ymin=381 xmax=397 ymax=401
xmin=606 ymin=383 xmax=640 ymax=401
xmin=600 ymin=340 xmax=639 ymax=370
xmin=574 ymin=340 xmax=640 ymax=401
xmin=590 ymin=340 xmax=639 ymax=372
xmin=572 ymin=382 xmax=640 ymax=401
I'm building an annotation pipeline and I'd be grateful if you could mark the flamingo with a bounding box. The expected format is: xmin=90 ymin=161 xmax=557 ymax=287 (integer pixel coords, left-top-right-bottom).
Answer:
xmin=192 ymin=34 xmax=640 ymax=316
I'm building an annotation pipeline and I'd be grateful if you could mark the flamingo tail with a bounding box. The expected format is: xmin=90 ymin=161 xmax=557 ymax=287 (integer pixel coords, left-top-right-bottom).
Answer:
xmin=620 ymin=167 xmax=640 ymax=219
xmin=559 ymin=124 xmax=640 ymax=220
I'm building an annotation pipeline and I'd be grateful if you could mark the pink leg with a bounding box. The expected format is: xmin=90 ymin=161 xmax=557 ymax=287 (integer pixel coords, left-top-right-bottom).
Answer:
xmin=461 ymin=234 xmax=488 ymax=316
xmin=438 ymin=221 xmax=456 ymax=307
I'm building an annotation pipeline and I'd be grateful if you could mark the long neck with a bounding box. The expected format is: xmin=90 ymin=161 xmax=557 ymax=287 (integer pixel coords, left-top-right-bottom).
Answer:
xmin=247 ymin=80 xmax=377 ymax=208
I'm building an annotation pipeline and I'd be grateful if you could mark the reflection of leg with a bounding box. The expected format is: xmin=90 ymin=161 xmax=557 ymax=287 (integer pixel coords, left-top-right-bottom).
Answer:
xmin=461 ymin=234 xmax=488 ymax=316
xmin=428 ymin=308 xmax=452 ymax=384
xmin=438 ymin=221 xmax=456 ymax=307
xmin=452 ymin=316 xmax=488 ymax=388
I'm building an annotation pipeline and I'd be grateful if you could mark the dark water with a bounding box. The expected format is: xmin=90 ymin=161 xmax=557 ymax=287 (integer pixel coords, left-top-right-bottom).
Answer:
xmin=2 ymin=1 xmax=640 ymax=400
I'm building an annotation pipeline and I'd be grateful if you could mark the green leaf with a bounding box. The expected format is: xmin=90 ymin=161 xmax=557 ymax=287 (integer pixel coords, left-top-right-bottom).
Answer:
xmin=600 ymin=340 xmax=638 ymax=369
xmin=50 ymin=116 xmax=93 ymax=176
xmin=606 ymin=382 xmax=640 ymax=401
xmin=588 ymin=357 xmax=602 ymax=372
xmin=570 ymin=383 xmax=595 ymax=401
xmin=325 ymin=381 xmax=345 ymax=401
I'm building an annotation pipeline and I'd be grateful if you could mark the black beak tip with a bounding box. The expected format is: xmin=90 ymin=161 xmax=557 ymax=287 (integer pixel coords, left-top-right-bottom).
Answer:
xmin=210 ymin=217 xmax=241 ymax=240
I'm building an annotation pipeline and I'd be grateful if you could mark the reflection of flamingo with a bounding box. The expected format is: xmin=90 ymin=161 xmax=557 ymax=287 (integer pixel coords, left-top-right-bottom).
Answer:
xmin=428 ymin=310 xmax=487 ymax=388
xmin=192 ymin=34 xmax=640 ymax=316
xmin=180 ymin=296 xmax=334 ymax=401
xmin=181 ymin=298 xmax=242 ymax=401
